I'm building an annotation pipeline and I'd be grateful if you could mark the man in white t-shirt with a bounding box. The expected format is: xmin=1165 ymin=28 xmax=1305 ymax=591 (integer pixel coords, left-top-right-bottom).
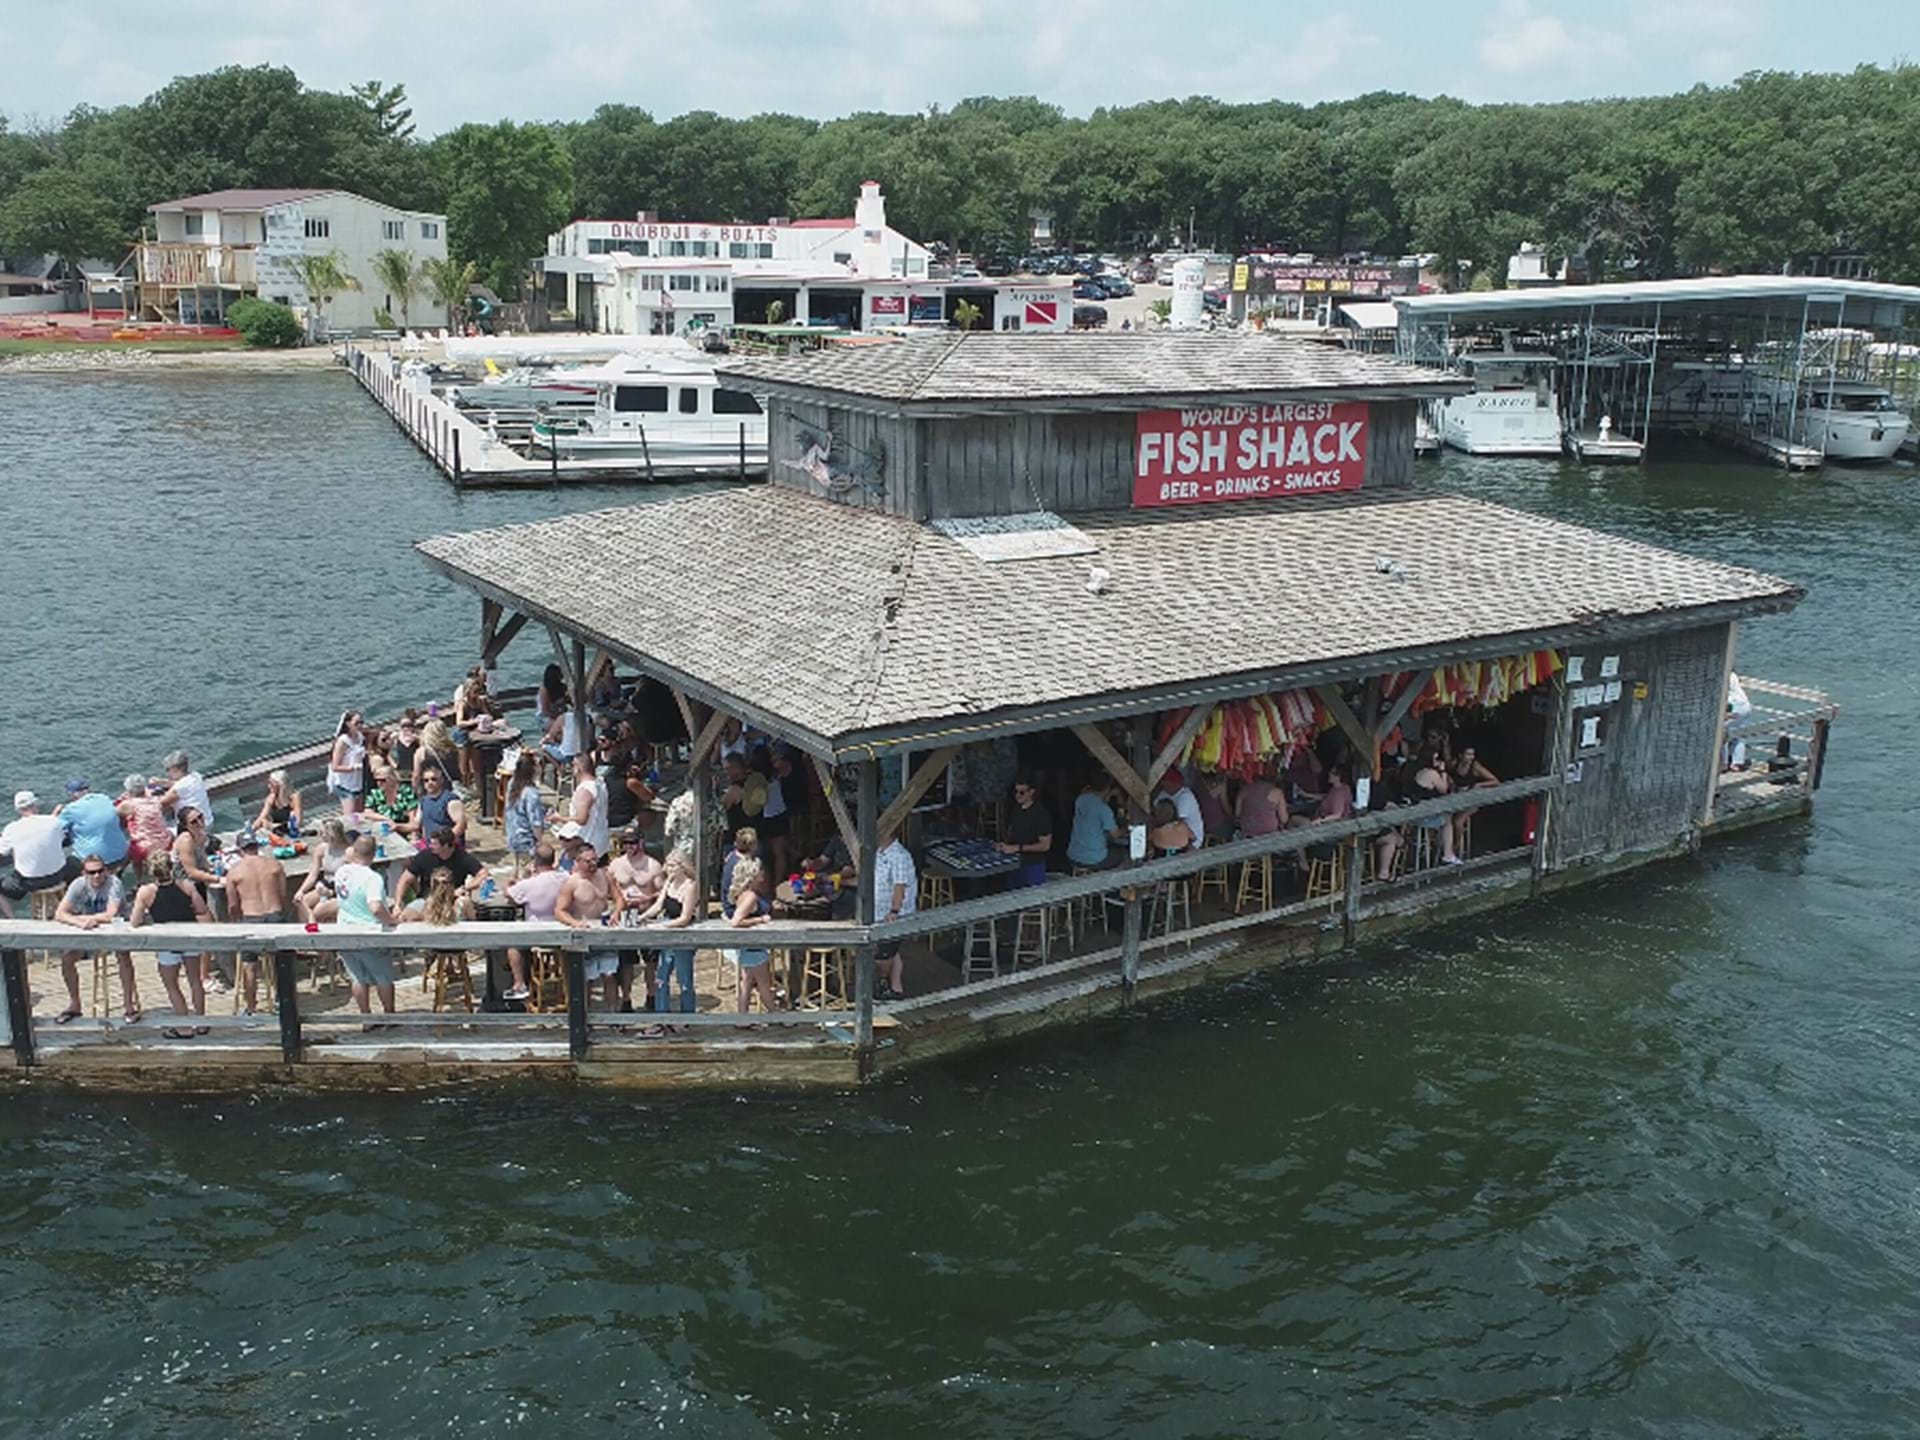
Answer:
xmin=872 ymin=830 xmax=917 ymax=1000
xmin=1 ymin=790 xmax=74 ymax=913
xmin=1158 ymin=775 xmax=1208 ymax=853
xmin=158 ymin=752 xmax=215 ymax=834
xmin=568 ymin=753 xmax=609 ymax=858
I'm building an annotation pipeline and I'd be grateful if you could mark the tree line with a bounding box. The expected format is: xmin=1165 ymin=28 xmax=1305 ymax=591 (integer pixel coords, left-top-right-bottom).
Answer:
xmin=4 ymin=63 xmax=1919 ymax=300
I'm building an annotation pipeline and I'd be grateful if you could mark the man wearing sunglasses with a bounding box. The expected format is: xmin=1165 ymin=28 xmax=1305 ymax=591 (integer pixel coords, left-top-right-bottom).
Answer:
xmin=53 ymin=857 xmax=131 ymax=1025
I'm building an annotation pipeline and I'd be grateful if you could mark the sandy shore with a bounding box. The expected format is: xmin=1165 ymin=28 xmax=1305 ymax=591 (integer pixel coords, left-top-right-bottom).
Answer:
xmin=0 ymin=344 xmax=350 ymax=376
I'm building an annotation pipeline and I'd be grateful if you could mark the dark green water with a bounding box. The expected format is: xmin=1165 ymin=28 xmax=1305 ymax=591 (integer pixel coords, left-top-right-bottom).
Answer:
xmin=2 ymin=373 xmax=1917 ymax=1436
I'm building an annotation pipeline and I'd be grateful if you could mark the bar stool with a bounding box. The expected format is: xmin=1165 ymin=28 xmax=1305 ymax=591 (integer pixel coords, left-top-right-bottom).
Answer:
xmin=1304 ymin=847 xmax=1345 ymax=902
xmin=797 ymin=947 xmax=849 ymax=1009
xmin=29 ymin=887 xmax=60 ymax=922
xmin=961 ymin=918 xmax=1000 ymax=984
xmin=231 ymin=952 xmax=277 ymax=1015
xmin=1150 ymin=876 xmax=1192 ymax=937
xmin=529 ymin=948 xmax=569 ymax=1012
xmin=1044 ymin=875 xmax=1077 ymax=956
xmin=1235 ymin=854 xmax=1274 ymax=913
xmin=1194 ymin=842 xmax=1232 ymax=907
xmin=921 ymin=873 xmax=955 ymax=909
xmin=1456 ymin=813 xmax=1473 ymax=860
xmin=1013 ymin=907 xmax=1049 ymax=967
xmin=424 ymin=950 xmax=476 ymax=1012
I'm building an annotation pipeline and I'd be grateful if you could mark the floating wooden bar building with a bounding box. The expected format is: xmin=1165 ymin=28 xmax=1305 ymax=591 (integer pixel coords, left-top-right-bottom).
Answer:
xmin=0 ymin=333 xmax=1837 ymax=1091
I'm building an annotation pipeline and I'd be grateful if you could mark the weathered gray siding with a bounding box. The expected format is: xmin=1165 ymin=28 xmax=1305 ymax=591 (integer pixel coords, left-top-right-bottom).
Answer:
xmin=1548 ymin=623 xmax=1732 ymax=867
xmin=771 ymin=397 xmax=1419 ymax=519
xmin=767 ymin=398 xmax=909 ymax=515
xmin=1365 ymin=401 xmax=1416 ymax=490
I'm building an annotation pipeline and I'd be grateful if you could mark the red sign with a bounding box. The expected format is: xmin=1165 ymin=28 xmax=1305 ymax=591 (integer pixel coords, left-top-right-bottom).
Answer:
xmin=1134 ymin=403 xmax=1369 ymax=507
xmin=870 ymin=294 xmax=906 ymax=315
xmin=1024 ymin=300 xmax=1058 ymax=326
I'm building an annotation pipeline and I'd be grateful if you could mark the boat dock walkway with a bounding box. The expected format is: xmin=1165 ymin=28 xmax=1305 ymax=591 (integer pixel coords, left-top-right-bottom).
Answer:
xmin=1702 ymin=417 xmax=1825 ymax=471
xmin=342 ymin=343 xmax=764 ymax=490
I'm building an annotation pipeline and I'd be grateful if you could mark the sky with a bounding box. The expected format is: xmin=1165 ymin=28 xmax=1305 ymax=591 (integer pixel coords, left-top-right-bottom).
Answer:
xmin=6 ymin=0 xmax=1917 ymax=132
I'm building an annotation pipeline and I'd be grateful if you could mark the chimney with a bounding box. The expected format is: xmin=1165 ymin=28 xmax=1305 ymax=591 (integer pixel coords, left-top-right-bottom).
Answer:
xmin=855 ymin=181 xmax=887 ymax=277
xmin=635 ymin=209 xmax=658 ymax=224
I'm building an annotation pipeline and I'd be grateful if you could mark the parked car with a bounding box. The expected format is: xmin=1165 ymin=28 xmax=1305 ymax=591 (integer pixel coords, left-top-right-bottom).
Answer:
xmin=1072 ymin=302 xmax=1108 ymax=329
xmin=1130 ymin=262 xmax=1156 ymax=284
xmin=1098 ymin=274 xmax=1134 ymax=297
xmin=1202 ymin=289 xmax=1228 ymax=312
xmin=1073 ymin=278 xmax=1110 ymax=300
xmin=954 ymin=266 xmax=983 ymax=280
xmin=980 ymin=253 xmax=1014 ymax=277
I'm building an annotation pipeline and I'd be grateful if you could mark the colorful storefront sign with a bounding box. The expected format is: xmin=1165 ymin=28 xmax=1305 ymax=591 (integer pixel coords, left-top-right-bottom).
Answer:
xmin=1133 ymin=403 xmax=1370 ymax=507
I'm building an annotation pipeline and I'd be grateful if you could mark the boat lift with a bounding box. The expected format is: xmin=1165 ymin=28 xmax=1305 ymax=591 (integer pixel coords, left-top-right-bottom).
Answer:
xmin=1395 ymin=276 xmax=1920 ymax=470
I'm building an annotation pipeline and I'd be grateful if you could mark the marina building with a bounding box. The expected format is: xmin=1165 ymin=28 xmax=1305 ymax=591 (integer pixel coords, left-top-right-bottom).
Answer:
xmin=537 ymin=181 xmax=1071 ymax=337
xmin=136 ymin=187 xmax=448 ymax=330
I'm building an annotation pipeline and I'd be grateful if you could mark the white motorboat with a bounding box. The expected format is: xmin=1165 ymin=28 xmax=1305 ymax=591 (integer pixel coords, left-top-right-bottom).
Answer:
xmin=1796 ymin=380 xmax=1911 ymax=463
xmin=1439 ymin=342 xmax=1563 ymax=456
xmin=447 ymin=351 xmax=693 ymax=411
xmin=527 ymin=359 xmax=768 ymax=474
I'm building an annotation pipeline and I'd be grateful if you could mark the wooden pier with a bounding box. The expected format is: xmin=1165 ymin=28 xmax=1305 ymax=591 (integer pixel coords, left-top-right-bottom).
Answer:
xmin=341 ymin=343 xmax=767 ymax=490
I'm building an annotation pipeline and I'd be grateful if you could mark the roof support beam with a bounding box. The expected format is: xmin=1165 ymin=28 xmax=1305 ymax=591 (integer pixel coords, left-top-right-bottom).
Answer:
xmin=874 ymin=744 xmax=961 ymax=841
xmin=481 ymin=609 xmax=528 ymax=666
xmin=1145 ymin=703 xmax=1214 ymax=791
xmin=1375 ymin=669 xmax=1433 ymax=747
xmin=810 ymin=754 xmax=860 ymax=861
xmin=1314 ymin=684 xmax=1375 ymax=768
xmin=1072 ymin=722 xmax=1152 ymax=815
xmin=670 ymin=688 xmax=720 ymax=915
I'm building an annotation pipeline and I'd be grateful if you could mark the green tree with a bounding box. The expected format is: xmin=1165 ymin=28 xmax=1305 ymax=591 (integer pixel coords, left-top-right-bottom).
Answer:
xmin=350 ymin=80 xmax=415 ymax=141
xmin=952 ymin=299 xmax=982 ymax=331
xmin=369 ymin=247 xmax=419 ymax=326
xmin=430 ymin=120 xmax=572 ymax=299
xmin=291 ymin=249 xmax=358 ymax=334
xmin=420 ymin=254 xmax=478 ymax=330
xmin=0 ymin=166 xmax=127 ymax=280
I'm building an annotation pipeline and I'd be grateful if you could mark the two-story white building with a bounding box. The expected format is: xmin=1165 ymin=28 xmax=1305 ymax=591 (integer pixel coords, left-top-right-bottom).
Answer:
xmin=138 ymin=187 xmax=448 ymax=332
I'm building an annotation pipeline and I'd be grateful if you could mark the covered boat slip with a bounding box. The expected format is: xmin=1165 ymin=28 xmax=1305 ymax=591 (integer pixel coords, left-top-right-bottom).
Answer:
xmin=1396 ymin=275 xmax=1920 ymax=468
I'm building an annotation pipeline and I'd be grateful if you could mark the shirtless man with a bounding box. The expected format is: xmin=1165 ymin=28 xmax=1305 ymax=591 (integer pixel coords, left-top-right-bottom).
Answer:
xmin=609 ymin=827 xmax=664 ymax=1010
xmin=223 ymin=831 xmax=289 ymax=1015
xmin=554 ymin=843 xmax=624 ymax=1011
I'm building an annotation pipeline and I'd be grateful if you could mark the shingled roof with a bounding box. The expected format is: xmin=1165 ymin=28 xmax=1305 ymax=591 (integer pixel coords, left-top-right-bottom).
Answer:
xmin=719 ymin=331 xmax=1466 ymax=411
xmin=417 ymin=487 xmax=1801 ymax=756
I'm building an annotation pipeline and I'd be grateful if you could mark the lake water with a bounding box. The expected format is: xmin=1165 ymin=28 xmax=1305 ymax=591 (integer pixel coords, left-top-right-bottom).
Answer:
xmin=2 ymin=370 xmax=1917 ymax=1436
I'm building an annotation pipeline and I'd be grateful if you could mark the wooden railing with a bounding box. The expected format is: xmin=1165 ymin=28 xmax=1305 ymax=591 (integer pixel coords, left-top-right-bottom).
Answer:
xmin=137 ymin=242 xmax=258 ymax=288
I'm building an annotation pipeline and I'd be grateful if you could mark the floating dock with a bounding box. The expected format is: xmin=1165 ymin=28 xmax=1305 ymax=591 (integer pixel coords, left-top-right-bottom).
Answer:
xmin=342 ymin=343 xmax=766 ymax=489
xmin=1565 ymin=427 xmax=1645 ymax=464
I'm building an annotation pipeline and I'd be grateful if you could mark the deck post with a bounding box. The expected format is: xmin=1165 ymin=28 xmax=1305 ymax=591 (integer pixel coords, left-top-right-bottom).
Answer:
xmin=739 ymin=422 xmax=746 ymax=481
xmin=1342 ymin=834 xmax=1364 ymax=944
xmin=453 ymin=427 xmax=462 ymax=485
xmin=1809 ymin=715 xmax=1831 ymax=794
xmin=1702 ymin=626 xmax=1740 ymax=828
xmin=2 ymin=949 xmax=32 ymax=1067
xmin=1535 ymin=667 xmax=1572 ymax=883
xmin=1122 ymin=714 xmax=1150 ymax=998
xmin=566 ymin=947 xmax=589 ymax=1060
xmin=854 ymin=757 xmax=878 ymax=1061
xmin=273 ymin=951 xmax=302 ymax=1064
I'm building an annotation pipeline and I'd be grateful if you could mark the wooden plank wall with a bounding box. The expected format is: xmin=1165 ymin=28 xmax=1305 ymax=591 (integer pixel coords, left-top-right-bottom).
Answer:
xmin=767 ymin=398 xmax=909 ymax=515
xmin=1548 ymin=623 xmax=1730 ymax=868
xmin=1365 ymin=401 xmax=1416 ymax=490
xmin=773 ymin=398 xmax=1418 ymax=518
